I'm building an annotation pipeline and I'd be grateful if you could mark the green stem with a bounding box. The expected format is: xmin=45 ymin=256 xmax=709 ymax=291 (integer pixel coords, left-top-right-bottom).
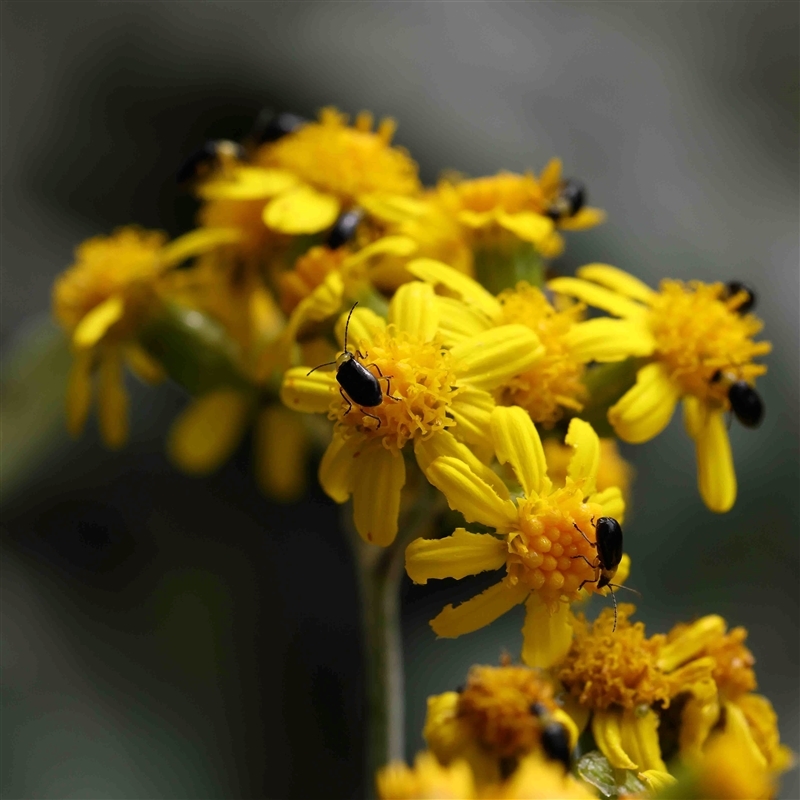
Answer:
xmin=349 ymin=483 xmax=439 ymax=796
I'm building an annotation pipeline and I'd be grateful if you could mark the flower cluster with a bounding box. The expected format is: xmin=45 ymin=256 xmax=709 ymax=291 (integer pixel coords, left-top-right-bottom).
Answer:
xmin=50 ymin=104 xmax=785 ymax=798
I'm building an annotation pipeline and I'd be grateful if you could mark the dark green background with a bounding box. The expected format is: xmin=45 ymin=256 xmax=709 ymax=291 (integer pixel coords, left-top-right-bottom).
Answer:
xmin=2 ymin=3 xmax=798 ymax=798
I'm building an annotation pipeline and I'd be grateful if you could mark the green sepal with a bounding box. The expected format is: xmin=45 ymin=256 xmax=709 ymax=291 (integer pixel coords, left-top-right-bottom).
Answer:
xmin=138 ymin=303 xmax=252 ymax=395
xmin=474 ymin=242 xmax=546 ymax=295
xmin=577 ymin=357 xmax=643 ymax=437
xmin=576 ymin=750 xmax=648 ymax=798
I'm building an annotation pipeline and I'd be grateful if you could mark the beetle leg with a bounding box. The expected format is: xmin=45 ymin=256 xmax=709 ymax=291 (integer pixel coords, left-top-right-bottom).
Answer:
xmin=360 ymin=409 xmax=382 ymax=430
xmin=339 ymin=387 xmax=353 ymax=416
xmin=577 ymin=577 xmax=598 ymax=592
xmin=571 ymin=554 xmax=597 ymax=569
xmin=365 ymin=361 xmax=384 ymax=376
xmin=573 ymin=523 xmax=597 ymax=548
xmin=356 ymin=349 xmax=367 ymax=360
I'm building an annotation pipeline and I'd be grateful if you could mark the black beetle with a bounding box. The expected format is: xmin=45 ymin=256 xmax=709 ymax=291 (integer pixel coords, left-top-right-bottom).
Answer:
xmin=728 ymin=381 xmax=764 ymax=428
xmin=306 ymin=303 xmax=398 ymax=428
xmin=529 ymin=703 xmax=573 ymax=772
xmin=176 ymin=139 xmax=244 ymax=185
xmin=545 ymin=179 xmax=586 ymax=221
xmin=572 ymin=517 xmax=637 ymax=632
xmin=326 ymin=208 xmax=364 ymax=250
xmin=723 ymin=281 xmax=757 ymax=314
xmin=249 ymin=110 xmax=307 ymax=145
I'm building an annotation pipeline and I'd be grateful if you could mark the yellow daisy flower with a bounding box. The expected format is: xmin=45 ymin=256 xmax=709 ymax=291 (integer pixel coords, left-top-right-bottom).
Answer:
xmin=199 ymin=107 xmax=422 ymax=239
xmin=280 ymin=282 xmax=544 ymax=545
xmin=377 ymin=752 xmax=477 ymax=800
xmin=549 ymin=264 xmax=771 ymax=512
xmin=52 ymin=225 xmax=240 ymax=448
xmin=405 ymin=408 xmax=628 ymax=667
xmin=557 ymin=605 xmax=793 ymax=778
xmin=405 ymin=259 xmax=655 ymax=428
xmin=497 ymin=753 xmax=596 ymax=799
xmin=423 ymin=664 xmax=578 ymax=785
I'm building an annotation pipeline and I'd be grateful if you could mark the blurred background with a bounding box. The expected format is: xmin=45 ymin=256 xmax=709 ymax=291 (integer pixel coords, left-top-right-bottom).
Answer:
xmin=2 ymin=2 xmax=798 ymax=798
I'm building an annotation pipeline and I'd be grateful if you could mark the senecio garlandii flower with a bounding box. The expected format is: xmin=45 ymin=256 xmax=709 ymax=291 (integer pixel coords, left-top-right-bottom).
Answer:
xmin=52 ymin=105 xmax=790 ymax=799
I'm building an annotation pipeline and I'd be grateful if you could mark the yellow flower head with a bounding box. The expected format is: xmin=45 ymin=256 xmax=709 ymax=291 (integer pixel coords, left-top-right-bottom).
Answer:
xmin=281 ymin=282 xmax=545 ymax=545
xmin=423 ymin=665 xmax=578 ymax=785
xmin=277 ymin=244 xmax=349 ymax=314
xmin=376 ymin=752 xmax=477 ymax=800
xmin=406 ymin=260 xmax=655 ymax=427
xmin=549 ymin=264 xmax=771 ymax=513
xmin=52 ymin=226 xmax=240 ymax=448
xmin=497 ymin=754 xmax=596 ymax=799
xmin=406 ymin=408 xmax=629 ymax=668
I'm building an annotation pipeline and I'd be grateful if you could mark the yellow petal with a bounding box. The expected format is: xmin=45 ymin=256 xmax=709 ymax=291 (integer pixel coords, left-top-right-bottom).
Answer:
xmin=159 ymin=227 xmax=242 ymax=268
xmin=388 ymin=281 xmax=439 ymax=341
xmin=434 ymin=296 xmax=492 ymax=345
xmin=406 ymin=258 xmax=501 ymax=321
xmin=565 ymin=418 xmax=600 ymax=497
xmin=450 ymin=324 xmax=544 ymax=391
xmin=590 ymin=487 xmax=626 ymax=524
xmin=359 ymin=193 xmax=428 ymax=224
xmin=73 ymin=295 xmax=124 ymax=349
xmin=538 ymin=157 xmax=562 ymax=194
xmin=344 ymin=234 xmax=418 ymax=267
xmin=722 ymin=701 xmax=768 ymax=769
xmin=576 ymin=264 xmax=656 ymax=304
xmin=334 ymin=305 xmax=386 ymax=350
xmin=682 ymin=394 xmax=704 ymax=440
xmin=565 ymin=318 xmax=656 ymax=362
xmin=426 ymin=456 xmax=518 ymax=530
xmin=557 ymin=206 xmax=606 ymax=230
xmin=448 ymin=387 xmax=496 ymax=452
xmin=352 ymin=441 xmax=406 ymax=546
xmin=167 ymin=390 xmax=251 ymax=473
xmin=263 ymin=185 xmax=340 ymax=234
xmin=458 ymin=209 xmax=495 ymax=228
xmin=657 ymin=616 xmax=727 ymax=672
xmin=592 ymin=709 xmax=638 ymax=770
xmin=414 ymin=430 xmax=510 ymax=500
xmin=198 ymin=166 xmax=298 ymax=200
xmin=619 ymin=707 xmax=667 ymax=772
xmin=431 ymin=580 xmax=528 ymax=638
xmin=608 ymin=363 xmax=680 ymax=444
xmin=547 ymin=277 xmax=647 ymax=320
xmin=318 ymin=432 xmax=361 ymax=503
xmin=254 ymin=405 xmax=307 ymax=502
xmin=679 ymin=680 xmax=721 ymax=760
xmin=496 ymin=210 xmax=555 ymax=244
xmin=281 ymin=367 xmax=337 ymax=414
xmin=490 ymin=406 xmax=550 ymax=498
xmin=405 ymin=528 xmax=507 ymax=584
xmin=96 ymin=350 xmax=129 ymax=449
xmin=521 ymin=594 xmax=573 ymax=668
xmin=124 ymin=344 xmax=165 ymax=385
xmin=638 ymin=770 xmax=677 ymax=794
xmin=65 ymin=350 xmax=94 ymax=437
xmin=282 ymin=272 xmax=345 ymax=350
xmin=695 ymin=407 xmax=737 ymax=513
xmin=561 ymin=692 xmax=591 ymax=739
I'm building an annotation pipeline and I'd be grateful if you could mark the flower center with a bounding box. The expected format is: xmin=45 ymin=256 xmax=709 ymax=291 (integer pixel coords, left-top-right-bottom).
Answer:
xmin=648 ymin=280 xmax=770 ymax=404
xmin=257 ymin=107 xmax=421 ymax=202
xmin=331 ymin=326 xmax=459 ymax=452
xmin=498 ymin=283 xmax=586 ymax=426
xmin=446 ymin=173 xmax=546 ymax=216
xmin=457 ymin=665 xmax=559 ymax=759
xmin=506 ymin=486 xmax=604 ymax=607
xmin=53 ymin=227 xmax=167 ymax=333
xmin=558 ymin=605 xmax=676 ymax=710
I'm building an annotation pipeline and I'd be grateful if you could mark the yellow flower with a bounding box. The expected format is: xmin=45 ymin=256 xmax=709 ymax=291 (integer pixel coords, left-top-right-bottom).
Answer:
xmin=406 ymin=409 xmax=628 ymax=667
xmin=406 ymin=259 xmax=655 ymax=427
xmin=544 ymin=437 xmax=634 ymax=508
xmin=423 ymin=664 xmax=578 ymax=785
xmin=280 ymin=282 xmax=544 ymax=545
xmin=52 ymin=226 xmax=240 ymax=448
xmin=557 ymin=605 xmax=793 ymax=779
xmin=200 ymin=107 xmax=421 ymax=238
xmin=376 ymin=752 xmax=477 ymax=800
xmin=434 ymin=159 xmax=605 ymax=258
xmin=549 ymin=264 xmax=771 ymax=512
xmin=498 ymin=754 xmax=596 ymax=799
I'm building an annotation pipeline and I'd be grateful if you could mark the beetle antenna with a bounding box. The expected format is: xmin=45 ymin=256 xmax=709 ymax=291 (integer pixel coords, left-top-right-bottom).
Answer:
xmin=607 ymin=583 xmax=641 ymax=598
xmin=343 ymin=302 xmax=358 ymax=353
xmin=609 ymin=586 xmax=618 ymax=633
xmin=307 ymin=360 xmax=337 ymax=376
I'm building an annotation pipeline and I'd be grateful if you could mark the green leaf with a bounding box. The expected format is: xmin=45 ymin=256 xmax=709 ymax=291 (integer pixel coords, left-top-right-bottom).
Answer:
xmin=578 ymin=357 xmax=642 ymax=437
xmin=577 ymin=750 xmax=647 ymax=798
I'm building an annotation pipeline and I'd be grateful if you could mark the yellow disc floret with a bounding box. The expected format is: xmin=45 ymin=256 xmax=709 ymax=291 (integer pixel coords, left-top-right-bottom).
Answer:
xmin=648 ymin=280 xmax=771 ymax=404
xmin=498 ymin=283 xmax=586 ymax=426
xmin=332 ymin=326 xmax=460 ymax=452
xmin=53 ymin=226 xmax=167 ymax=335
xmin=508 ymin=490 xmax=605 ymax=606
xmin=257 ymin=107 xmax=421 ymax=202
